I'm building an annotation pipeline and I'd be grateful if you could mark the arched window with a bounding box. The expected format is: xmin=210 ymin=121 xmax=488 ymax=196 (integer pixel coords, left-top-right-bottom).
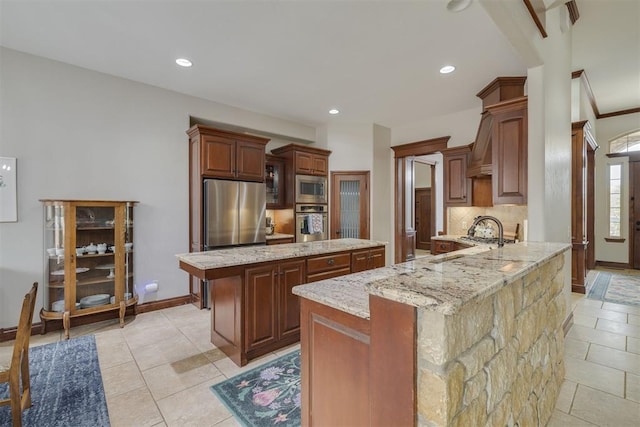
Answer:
xmin=610 ymin=130 xmax=640 ymax=153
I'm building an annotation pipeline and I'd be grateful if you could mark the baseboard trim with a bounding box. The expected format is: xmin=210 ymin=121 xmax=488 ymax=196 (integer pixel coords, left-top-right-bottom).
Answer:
xmin=563 ymin=312 xmax=574 ymax=337
xmin=1 ymin=295 xmax=194 ymax=342
xmin=571 ymin=284 xmax=586 ymax=294
xmin=135 ymin=295 xmax=192 ymax=314
xmin=595 ymin=260 xmax=631 ymax=269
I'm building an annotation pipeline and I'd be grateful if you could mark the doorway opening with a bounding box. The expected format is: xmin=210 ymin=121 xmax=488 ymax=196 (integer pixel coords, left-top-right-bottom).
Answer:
xmin=392 ymin=137 xmax=449 ymax=263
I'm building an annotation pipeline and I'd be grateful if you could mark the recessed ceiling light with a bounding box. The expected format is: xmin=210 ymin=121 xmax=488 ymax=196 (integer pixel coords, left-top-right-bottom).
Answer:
xmin=446 ymin=0 xmax=472 ymax=12
xmin=176 ymin=58 xmax=193 ymax=67
xmin=329 ymin=109 xmax=340 ymax=115
xmin=440 ymin=65 xmax=456 ymax=74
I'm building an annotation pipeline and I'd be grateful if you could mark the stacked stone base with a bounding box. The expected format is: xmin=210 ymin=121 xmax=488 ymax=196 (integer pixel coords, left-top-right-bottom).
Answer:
xmin=417 ymin=253 xmax=566 ymax=426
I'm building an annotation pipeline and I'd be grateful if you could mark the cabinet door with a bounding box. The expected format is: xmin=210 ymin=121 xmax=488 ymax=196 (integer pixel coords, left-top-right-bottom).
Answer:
xmin=311 ymin=155 xmax=328 ymax=175
xmin=201 ymin=135 xmax=235 ymax=178
xmin=236 ymin=140 xmax=265 ymax=182
xmin=279 ymin=260 xmax=306 ymax=339
xmin=295 ymin=151 xmax=314 ymax=174
xmin=491 ymin=105 xmax=527 ymax=205
xmin=351 ymin=249 xmax=370 ymax=273
xmin=369 ymin=247 xmax=385 ymax=269
xmin=444 ymin=153 xmax=471 ymax=206
xmin=266 ymin=156 xmax=286 ymax=208
xmin=245 ymin=265 xmax=278 ymax=350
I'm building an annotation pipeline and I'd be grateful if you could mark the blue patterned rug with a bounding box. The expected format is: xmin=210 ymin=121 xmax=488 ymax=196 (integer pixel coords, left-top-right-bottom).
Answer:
xmin=210 ymin=350 xmax=300 ymax=427
xmin=0 ymin=335 xmax=110 ymax=427
xmin=588 ymin=271 xmax=640 ymax=306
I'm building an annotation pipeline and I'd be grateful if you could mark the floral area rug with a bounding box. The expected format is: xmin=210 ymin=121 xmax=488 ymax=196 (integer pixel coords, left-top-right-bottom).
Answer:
xmin=587 ymin=271 xmax=640 ymax=306
xmin=210 ymin=350 xmax=300 ymax=426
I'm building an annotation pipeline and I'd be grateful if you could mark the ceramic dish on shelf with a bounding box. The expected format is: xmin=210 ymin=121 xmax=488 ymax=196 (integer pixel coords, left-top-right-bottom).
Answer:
xmin=50 ymin=267 xmax=90 ymax=276
xmin=79 ymin=294 xmax=110 ymax=308
xmin=51 ymin=300 xmax=81 ymax=312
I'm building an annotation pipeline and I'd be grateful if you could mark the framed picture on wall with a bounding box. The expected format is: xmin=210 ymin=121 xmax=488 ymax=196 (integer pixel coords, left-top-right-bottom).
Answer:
xmin=0 ymin=157 xmax=17 ymax=222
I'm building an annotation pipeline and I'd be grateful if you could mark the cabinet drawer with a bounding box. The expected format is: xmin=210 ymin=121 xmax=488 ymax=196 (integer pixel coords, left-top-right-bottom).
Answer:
xmin=306 ymin=267 xmax=352 ymax=283
xmin=432 ymin=240 xmax=454 ymax=255
xmin=306 ymin=252 xmax=351 ymax=275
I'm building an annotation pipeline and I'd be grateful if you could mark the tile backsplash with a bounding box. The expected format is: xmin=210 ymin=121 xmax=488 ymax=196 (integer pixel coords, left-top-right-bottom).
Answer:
xmin=447 ymin=206 xmax=527 ymax=239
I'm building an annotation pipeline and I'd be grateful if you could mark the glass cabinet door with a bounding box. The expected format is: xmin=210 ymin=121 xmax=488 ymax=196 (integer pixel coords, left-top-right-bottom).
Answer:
xmin=266 ymin=156 xmax=285 ymax=208
xmin=44 ymin=203 xmax=66 ymax=313
xmin=124 ymin=202 xmax=134 ymax=301
xmin=73 ymin=204 xmax=117 ymax=311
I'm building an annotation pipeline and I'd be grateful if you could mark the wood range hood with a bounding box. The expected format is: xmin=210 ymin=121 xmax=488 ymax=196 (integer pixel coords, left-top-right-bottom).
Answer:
xmin=467 ymin=77 xmax=527 ymax=178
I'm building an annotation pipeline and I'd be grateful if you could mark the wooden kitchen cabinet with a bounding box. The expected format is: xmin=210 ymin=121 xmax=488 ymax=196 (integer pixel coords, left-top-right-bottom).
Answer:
xmin=266 ymin=236 xmax=295 ymax=245
xmin=294 ymin=151 xmax=328 ymax=175
xmin=187 ymin=124 xmax=270 ymax=308
xmin=266 ymin=154 xmax=287 ymax=208
xmin=40 ymin=199 xmax=137 ymax=339
xmin=270 ymin=144 xmax=332 ymax=206
xmin=351 ymin=247 xmax=385 ymax=273
xmin=442 ymin=144 xmax=472 ymax=206
xmin=487 ymin=97 xmax=528 ymax=205
xmin=244 ymin=260 xmax=305 ymax=354
xmin=187 ymin=124 xmax=269 ymax=182
xmin=431 ymin=239 xmax=472 ymax=255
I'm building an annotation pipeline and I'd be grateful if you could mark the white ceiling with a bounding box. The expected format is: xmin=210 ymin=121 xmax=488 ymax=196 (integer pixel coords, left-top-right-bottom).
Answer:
xmin=0 ymin=0 xmax=637 ymax=129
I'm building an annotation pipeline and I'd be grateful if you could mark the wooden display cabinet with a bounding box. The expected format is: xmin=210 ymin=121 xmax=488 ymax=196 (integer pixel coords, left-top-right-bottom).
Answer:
xmin=40 ymin=200 xmax=137 ymax=339
xmin=266 ymin=154 xmax=287 ymax=208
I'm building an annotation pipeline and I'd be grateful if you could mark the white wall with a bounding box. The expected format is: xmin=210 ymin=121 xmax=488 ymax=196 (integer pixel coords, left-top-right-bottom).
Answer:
xmin=372 ymin=124 xmax=393 ymax=265
xmin=392 ymin=107 xmax=481 ymax=148
xmin=0 ymin=47 xmax=315 ymax=328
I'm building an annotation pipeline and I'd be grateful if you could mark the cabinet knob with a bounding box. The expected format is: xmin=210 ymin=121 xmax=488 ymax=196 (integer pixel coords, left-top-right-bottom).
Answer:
xmin=327 ymin=259 xmax=335 ymax=266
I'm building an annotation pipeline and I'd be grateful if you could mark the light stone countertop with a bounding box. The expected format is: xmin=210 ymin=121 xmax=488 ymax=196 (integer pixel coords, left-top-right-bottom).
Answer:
xmin=176 ymin=238 xmax=387 ymax=270
xmin=292 ymin=241 xmax=570 ymax=319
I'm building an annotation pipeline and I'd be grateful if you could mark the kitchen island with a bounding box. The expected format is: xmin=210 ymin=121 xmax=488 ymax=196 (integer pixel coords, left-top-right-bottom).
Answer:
xmin=292 ymin=241 xmax=570 ymax=426
xmin=176 ymin=238 xmax=386 ymax=366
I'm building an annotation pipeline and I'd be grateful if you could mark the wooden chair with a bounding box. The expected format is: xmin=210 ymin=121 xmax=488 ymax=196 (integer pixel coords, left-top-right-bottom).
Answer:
xmin=0 ymin=282 xmax=38 ymax=427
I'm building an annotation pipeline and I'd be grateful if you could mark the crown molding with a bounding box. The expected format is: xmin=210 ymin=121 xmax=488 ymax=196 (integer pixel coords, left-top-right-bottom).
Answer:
xmin=566 ymin=0 xmax=580 ymax=25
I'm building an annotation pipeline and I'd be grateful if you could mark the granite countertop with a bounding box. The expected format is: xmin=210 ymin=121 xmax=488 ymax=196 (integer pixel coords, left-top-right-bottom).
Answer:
xmin=176 ymin=238 xmax=387 ymax=270
xmin=266 ymin=233 xmax=295 ymax=240
xmin=292 ymin=241 xmax=570 ymax=319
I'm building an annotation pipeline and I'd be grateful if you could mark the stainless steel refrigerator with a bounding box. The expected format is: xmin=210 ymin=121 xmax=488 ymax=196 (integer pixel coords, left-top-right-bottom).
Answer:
xmin=203 ymin=179 xmax=266 ymax=249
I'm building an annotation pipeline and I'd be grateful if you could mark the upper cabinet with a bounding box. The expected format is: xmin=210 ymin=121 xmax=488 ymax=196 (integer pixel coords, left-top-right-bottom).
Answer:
xmin=266 ymin=154 xmax=287 ymax=209
xmin=465 ymin=76 xmax=528 ymax=206
xmin=270 ymin=144 xmax=331 ymax=206
xmin=442 ymin=144 xmax=472 ymax=206
xmin=271 ymin=144 xmax=331 ymax=177
xmin=187 ymin=125 xmax=269 ymax=182
xmin=487 ymin=97 xmax=528 ymax=205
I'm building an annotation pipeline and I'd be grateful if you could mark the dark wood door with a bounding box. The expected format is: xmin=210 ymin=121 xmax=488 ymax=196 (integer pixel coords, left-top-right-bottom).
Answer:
xmin=330 ymin=171 xmax=370 ymax=240
xmin=415 ymin=188 xmax=432 ymax=251
xmin=632 ymin=161 xmax=640 ymax=269
xmin=279 ymin=260 xmax=305 ymax=339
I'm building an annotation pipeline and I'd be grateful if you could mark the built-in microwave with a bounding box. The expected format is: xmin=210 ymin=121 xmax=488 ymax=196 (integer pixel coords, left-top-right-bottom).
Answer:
xmin=295 ymin=174 xmax=327 ymax=204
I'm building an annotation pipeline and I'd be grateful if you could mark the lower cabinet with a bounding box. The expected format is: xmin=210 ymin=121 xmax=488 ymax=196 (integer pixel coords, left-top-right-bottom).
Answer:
xmin=431 ymin=239 xmax=471 ymax=255
xmin=209 ymin=245 xmax=385 ymax=366
xmin=351 ymin=247 xmax=385 ymax=273
xmin=245 ymin=260 xmax=305 ymax=353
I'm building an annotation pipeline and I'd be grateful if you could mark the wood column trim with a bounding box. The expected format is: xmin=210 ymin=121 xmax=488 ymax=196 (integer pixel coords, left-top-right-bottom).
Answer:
xmin=370 ymin=295 xmax=416 ymax=426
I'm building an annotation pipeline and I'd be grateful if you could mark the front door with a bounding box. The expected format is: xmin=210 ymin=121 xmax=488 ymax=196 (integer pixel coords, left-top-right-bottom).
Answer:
xmin=632 ymin=161 xmax=640 ymax=269
xmin=415 ymin=188 xmax=432 ymax=250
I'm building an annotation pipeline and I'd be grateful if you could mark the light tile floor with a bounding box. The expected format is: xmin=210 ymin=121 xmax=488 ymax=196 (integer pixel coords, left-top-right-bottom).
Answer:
xmin=2 ymin=272 xmax=639 ymax=426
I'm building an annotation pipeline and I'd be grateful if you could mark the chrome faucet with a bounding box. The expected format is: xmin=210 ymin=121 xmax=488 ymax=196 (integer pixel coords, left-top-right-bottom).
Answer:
xmin=467 ymin=215 xmax=504 ymax=247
